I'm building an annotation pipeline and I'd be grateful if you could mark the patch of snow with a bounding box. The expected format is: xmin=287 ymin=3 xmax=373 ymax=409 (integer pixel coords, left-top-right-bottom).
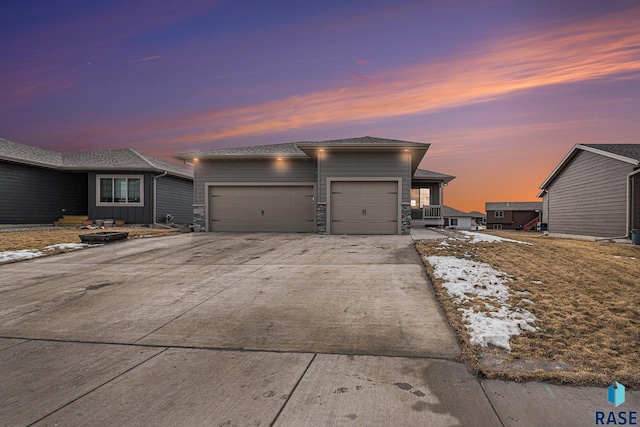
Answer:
xmin=531 ymin=280 xmax=543 ymax=285
xmin=426 ymin=255 xmax=538 ymax=351
xmin=459 ymin=231 xmax=532 ymax=245
xmin=44 ymin=243 xmax=88 ymax=251
xmin=438 ymin=240 xmax=450 ymax=246
xmin=521 ymin=299 xmax=534 ymax=305
xmin=0 ymin=250 xmax=44 ymax=263
xmin=613 ymin=256 xmax=621 ymax=259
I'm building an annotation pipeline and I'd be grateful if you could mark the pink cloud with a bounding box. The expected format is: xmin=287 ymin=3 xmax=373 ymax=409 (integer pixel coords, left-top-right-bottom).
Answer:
xmin=356 ymin=59 xmax=369 ymax=64
xmin=134 ymin=6 xmax=640 ymax=146
xmin=127 ymin=55 xmax=163 ymax=63
xmin=349 ymin=72 xmax=377 ymax=83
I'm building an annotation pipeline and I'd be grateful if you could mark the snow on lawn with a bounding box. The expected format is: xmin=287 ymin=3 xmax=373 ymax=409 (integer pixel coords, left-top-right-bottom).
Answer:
xmin=44 ymin=243 xmax=89 ymax=251
xmin=426 ymin=255 xmax=538 ymax=351
xmin=0 ymin=250 xmax=45 ymax=263
xmin=459 ymin=230 xmax=532 ymax=245
xmin=0 ymin=243 xmax=89 ymax=264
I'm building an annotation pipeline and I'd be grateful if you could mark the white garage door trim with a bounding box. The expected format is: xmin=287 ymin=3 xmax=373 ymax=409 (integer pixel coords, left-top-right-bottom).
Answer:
xmin=326 ymin=177 xmax=402 ymax=235
xmin=205 ymin=182 xmax=316 ymax=232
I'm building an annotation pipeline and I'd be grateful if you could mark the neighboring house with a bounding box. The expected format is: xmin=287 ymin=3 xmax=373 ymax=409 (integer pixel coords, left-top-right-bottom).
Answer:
xmin=0 ymin=139 xmax=193 ymax=225
xmin=485 ymin=201 xmax=542 ymax=230
xmin=469 ymin=211 xmax=487 ymax=228
xmin=175 ymin=136 xmax=455 ymax=234
xmin=537 ymin=144 xmax=640 ymax=238
xmin=441 ymin=206 xmax=480 ymax=230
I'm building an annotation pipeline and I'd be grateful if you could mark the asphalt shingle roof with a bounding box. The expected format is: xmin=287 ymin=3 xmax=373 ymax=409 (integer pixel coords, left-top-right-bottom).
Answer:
xmin=580 ymin=144 xmax=640 ymax=162
xmin=413 ymin=169 xmax=456 ymax=181
xmin=176 ymin=136 xmax=430 ymax=159
xmin=441 ymin=205 xmax=473 ymax=217
xmin=0 ymin=139 xmax=64 ymax=167
xmin=179 ymin=142 xmax=307 ymax=157
xmin=485 ymin=202 xmax=542 ymax=211
xmin=0 ymin=139 xmax=192 ymax=179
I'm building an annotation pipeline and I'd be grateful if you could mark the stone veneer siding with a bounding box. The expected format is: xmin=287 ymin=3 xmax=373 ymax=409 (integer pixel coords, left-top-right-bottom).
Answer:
xmin=316 ymin=203 xmax=327 ymax=234
xmin=401 ymin=203 xmax=411 ymax=235
xmin=192 ymin=204 xmax=206 ymax=232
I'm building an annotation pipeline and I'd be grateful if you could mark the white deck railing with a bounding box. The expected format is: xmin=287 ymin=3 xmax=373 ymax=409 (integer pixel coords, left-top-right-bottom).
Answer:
xmin=422 ymin=205 xmax=442 ymax=219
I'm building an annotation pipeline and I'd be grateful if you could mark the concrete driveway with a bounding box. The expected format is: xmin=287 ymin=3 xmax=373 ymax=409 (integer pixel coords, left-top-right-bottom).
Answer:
xmin=0 ymin=233 xmax=458 ymax=357
xmin=3 ymin=232 xmax=629 ymax=426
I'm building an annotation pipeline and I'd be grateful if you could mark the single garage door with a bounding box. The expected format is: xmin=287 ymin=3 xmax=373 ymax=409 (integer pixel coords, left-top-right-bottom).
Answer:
xmin=330 ymin=181 xmax=399 ymax=234
xmin=209 ymin=186 xmax=315 ymax=232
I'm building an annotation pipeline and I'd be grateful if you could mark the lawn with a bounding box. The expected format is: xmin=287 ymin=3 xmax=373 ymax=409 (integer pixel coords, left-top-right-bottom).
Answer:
xmin=416 ymin=230 xmax=639 ymax=388
xmin=0 ymin=227 xmax=177 ymax=264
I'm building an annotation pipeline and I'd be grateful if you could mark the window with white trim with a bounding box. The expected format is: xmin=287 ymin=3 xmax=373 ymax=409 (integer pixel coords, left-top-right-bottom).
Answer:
xmin=97 ymin=175 xmax=144 ymax=206
xmin=494 ymin=211 xmax=504 ymax=218
xmin=451 ymin=218 xmax=458 ymax=226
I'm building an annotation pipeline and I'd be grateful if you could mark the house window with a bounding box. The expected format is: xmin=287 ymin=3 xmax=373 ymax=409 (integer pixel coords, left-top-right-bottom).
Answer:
xmin=493 ymin=224 xmax=503 ymax=230
xmin=451 ymin=218 xmax=458 ymax=226
xmin=97 ymin=175 xmax=143 ymax=206
xmin=410 ymin=188 xmax=431 ymax=208
xmin=494 ymin=211 xmax=504 ymax=218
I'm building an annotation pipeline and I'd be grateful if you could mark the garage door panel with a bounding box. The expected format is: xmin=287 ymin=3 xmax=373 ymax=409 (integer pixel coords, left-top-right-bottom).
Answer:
xmin=365 ymin=207 xmax=398 ymax=221
xmin=209 ymin=186 xmax=315 ymax=232
xmin=330 ymin=181 xmax=399 ymax=235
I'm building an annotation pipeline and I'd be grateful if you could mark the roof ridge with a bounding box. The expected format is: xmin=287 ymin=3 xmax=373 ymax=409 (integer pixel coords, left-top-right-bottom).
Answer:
xmin=129 ymin=148 xmax=159 ymax=169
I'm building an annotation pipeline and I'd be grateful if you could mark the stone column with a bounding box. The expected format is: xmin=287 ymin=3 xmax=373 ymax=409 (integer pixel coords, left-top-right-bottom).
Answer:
xmin=401 ymin=203 xmax=412 ymax=235
xmin=192 ymin=204 xmax=205 ymax=232
xmin=316 ymin=203 xmax=327 ymax=234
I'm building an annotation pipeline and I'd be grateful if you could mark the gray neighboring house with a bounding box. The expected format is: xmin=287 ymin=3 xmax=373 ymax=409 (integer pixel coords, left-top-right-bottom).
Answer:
xmin=0 ymin=139 xmax=193 ymax=225
xmin=175 ymin=136 xmax=455 ymax=234
xmin=441 ymin=206 xmax=485 ymax=230
xmin=537 ymin=143 xmax=640 ymax=238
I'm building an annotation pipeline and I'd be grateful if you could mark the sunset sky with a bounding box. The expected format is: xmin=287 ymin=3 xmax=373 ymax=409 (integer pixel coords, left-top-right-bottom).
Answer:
xmin=2 ymin=0 xmax=639 ymax=212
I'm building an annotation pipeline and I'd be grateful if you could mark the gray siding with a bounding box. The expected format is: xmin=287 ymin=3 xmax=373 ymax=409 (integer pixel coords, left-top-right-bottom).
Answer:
xmin=546 ymin=150 xmax=634 ymax=237
xmin=319 ymin=152 xmax=411 ymax=202
xmin=156 ymin=176 xmax=193 ymax=224
xmin=88 ymin=172 xmax=154 ymax=225
xmin=194 ymin=159 xmax=316 ymax=204
xmin=542 ymin=194 xmax=549 ymax=223
xmin=633 ymin=174 xmax=640 ymax=230
xmin=0 ymin=161 xmax=87 ymax=224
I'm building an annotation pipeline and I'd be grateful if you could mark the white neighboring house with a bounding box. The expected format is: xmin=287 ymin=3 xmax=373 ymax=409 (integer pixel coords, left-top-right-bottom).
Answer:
xmin=442 ymin=206 xmax=486 ymax=230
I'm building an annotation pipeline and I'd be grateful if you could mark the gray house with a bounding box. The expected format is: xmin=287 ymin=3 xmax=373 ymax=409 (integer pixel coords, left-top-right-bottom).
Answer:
xmin=538 ymin=144 xmax=640 ymax=238
xmin=0 ymin=139 xmax=193 ymax=225
xmin=175 ymin=136 xmax=455 ymax=234
xmin=441 ymin=206 xmax=485 ymax=230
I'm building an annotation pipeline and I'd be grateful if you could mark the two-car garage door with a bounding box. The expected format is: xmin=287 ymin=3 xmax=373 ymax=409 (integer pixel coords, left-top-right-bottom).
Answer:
xmin=208 ymin=181 xmax=400 ymax=234
xmin=209 ymin=186 xmax=315 ymax=232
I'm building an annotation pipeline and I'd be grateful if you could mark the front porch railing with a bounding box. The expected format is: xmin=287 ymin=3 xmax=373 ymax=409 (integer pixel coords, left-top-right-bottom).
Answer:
xmin=422 ymin=205 xmax=442 ymax=219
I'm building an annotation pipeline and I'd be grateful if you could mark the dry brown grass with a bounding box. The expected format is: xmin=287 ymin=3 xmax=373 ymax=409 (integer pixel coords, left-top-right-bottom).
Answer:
xmin=0 ymin=227 xmax=177 ymax=263
xmin=416 ymin=230 xmax=640 ymax=388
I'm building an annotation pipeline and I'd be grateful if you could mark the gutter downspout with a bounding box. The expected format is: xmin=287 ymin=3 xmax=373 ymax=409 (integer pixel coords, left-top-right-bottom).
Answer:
xmin=596 ymin=168 xmax=640 ymax=241
xmin=627 ymin=168 xmax=640 ymax=237
xmin=152 ymin=171 xmax=173 ymax=229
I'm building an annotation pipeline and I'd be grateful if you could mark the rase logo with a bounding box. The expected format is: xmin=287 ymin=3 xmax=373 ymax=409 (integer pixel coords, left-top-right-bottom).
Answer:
xmin=596 ymin=382 xmax=637 ymax=425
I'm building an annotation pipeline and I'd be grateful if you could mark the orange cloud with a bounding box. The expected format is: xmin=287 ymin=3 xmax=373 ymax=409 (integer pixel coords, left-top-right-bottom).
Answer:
xmin=137 ymin=6 xmax=640 ymax=147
